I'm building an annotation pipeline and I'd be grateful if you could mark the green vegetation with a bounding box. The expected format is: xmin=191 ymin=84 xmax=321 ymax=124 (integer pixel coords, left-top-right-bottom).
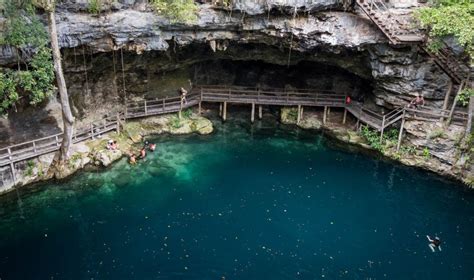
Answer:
xmin=68 ymin=153 xmax=83 ymax=168
xmin=457 ymin=87 xmax=474 ymax=106
xmin=88 ymin=0 xmax=101 ymax=14
xmin=25 ymin=160 xmax=35 ymax=176
xmin=150 ymin=0 xmax=198 ymax=23
xmin=0 ymin=0 xmax=54 ymax=116
xmin=359 ymin=125 xmax=398 ymax=152
xmin=422 ymin=147 xmax=431 ymax=159
xmin=169 ymin=115 xmax=184 ymax=129
xmin=415 ymin=0 xmax=474 ymax=59
xmin=427 ymin=128 xmax=447 ymax=139
xmin=182 ymin=108 xmax=193 ymax=119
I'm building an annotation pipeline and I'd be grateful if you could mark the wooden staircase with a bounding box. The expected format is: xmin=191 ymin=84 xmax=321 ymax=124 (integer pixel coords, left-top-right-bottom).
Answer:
xmin=356 ymin=0 xmax=470 ymax=85
xmin=420 ymin=43 xmax=470 ymax=84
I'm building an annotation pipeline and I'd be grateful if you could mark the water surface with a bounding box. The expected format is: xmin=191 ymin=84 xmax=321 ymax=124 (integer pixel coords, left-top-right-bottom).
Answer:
xmin=1 ymin=118 xmax=473 ymax=279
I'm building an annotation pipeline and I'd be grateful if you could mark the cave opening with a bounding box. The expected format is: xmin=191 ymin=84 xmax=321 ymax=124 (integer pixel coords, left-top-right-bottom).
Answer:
xmin=62 ymin=43 xmax=375 ymax=119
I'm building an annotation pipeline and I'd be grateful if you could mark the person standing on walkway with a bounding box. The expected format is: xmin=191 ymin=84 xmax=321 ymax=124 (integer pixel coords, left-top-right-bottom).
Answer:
xmin=180 ymin=87 xmax=188 ymax=105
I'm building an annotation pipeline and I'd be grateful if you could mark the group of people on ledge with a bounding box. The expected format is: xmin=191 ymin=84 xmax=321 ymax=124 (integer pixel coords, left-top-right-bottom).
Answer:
xmin=129 ymin=140 xmax=156 ymax=165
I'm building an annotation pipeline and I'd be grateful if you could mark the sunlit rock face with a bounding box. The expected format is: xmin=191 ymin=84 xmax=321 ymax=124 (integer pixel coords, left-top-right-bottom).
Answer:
xmin=0 ymin=0 xmax=451 ymax=112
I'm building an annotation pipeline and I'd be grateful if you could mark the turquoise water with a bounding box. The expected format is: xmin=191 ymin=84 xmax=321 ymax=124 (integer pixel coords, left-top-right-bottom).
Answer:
xmin=1 ymin=117 xmax=473 ymax=279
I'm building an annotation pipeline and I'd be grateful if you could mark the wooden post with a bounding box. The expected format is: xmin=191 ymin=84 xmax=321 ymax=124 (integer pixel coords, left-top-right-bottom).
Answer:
xmin=258 ymin=105 xmax=263 ymax=119
xmin=396 ymin=111 xmax=406 ymax=152
xmin=441 ymin=80 xmax=453 ymax=121
xmin=162 ymin=98 xmax=166 ymax=111
xmin=251 ymin=103 xmax=255 ymax=123
xmin=300 ymin=106 xmax=304 ymax=121
xmin=116 ymin=114 xmax=121 ymax=133
xmin=323 ymin=106 xmax=327 ymax=124
xmin=223 ymin=101 xmax=227 ymax=121
xmin=144 ymin=100 xmax=148 ymax=115
xmin=198 ymin=101 xmax=202 ymax=115
xmin=219 ymin=103 xmax=223 ymax=117
xmin=343 ymin=108 xmax=347 ymax=124
xmin=33 ymin=141 xmax=37 ymax=153
xmin=447 ymin=77 xmax=469 ymax=126
xmin=380 ymin=115 xmax=386 ymax=144
xmin=10 ymin=163 xmax=16 ymax=186
xmin=7 ymin=148 xmax=12 ymax=162
xmin=297 ymin=105 xmax=301 ymax=124
xmin=90 ymin=124 xmax=94 ymax=140
xmin=55 ymin=135 xmax=60 ymax=146
xmin=356 ymin=105 xmax=362 ymax=128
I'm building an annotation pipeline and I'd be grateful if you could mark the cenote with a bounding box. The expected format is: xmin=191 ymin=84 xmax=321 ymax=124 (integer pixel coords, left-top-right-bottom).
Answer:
xmin=0 ymin=118 xmax=473 ymax=279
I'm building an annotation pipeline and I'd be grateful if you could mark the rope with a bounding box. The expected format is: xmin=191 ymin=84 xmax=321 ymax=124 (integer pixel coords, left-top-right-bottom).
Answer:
xmin=82 ymin=45 xmax=89 ymax=95
xmin=121 ymin=48 xmax=127 ymax=105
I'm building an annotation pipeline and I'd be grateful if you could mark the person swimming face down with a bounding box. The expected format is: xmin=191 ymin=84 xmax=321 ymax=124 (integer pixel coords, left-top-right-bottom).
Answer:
xmin=140 ymin=148 xmax=146 ymax=159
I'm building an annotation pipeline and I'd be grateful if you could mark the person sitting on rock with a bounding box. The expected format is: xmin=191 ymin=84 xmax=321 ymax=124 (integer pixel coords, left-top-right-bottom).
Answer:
xmin=106 ymin=140 xmax=114 ymax=150
xmin=149 ymin=143 xmax=156 ymax=152
xmin=111 ymin=140 xmax=118 ymax=151
xmin=427 ymin=235 xmax=442 ymax=252
xmin=409 ymin=93 xmax=425 ymax=109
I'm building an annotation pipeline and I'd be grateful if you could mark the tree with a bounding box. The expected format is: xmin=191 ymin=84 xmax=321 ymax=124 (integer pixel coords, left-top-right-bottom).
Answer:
xmin=415 ymin=0 xmax=474 ymax=60
xmin=34 ymin=0 xmax=75 ymax=162
xmin=0 ymin=0 xmax=55 ymax=115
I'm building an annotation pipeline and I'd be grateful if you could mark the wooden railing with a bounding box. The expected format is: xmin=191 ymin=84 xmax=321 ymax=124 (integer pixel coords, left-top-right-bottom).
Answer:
xmin=125 ymin=94 xmax=200 ymax=119
xmin=197 ymin=86 xmax=347 ymax=107
xmin=0 ymin=85 xmax=469 ymax=168
xmin=0 ymin=115 xmax=119 ymax=166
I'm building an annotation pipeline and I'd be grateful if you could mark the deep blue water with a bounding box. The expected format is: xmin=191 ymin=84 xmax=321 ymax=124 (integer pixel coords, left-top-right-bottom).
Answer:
xmin=0 ymin=118 xmax=473 ymax=279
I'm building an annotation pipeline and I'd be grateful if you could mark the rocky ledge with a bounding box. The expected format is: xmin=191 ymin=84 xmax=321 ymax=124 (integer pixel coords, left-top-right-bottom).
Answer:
xmin=280 ymin=107 xmax=473 ymax=186
xmin=0 ymin=111 xmax=213 ymax=195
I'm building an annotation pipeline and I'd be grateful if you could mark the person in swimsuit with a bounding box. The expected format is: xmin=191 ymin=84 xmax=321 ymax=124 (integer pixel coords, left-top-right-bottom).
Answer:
xmin=409 ymin=93 xmax=425 ymax=109
xmin=139 ymin=148 xmax=147 ymax=159
xmin=180 ymin=87 xmax=188 ymax=105
xmin=129 ymin=154 xmax=137 ymax=165
xmin=427 ymin=235 xmax=442 ymax=252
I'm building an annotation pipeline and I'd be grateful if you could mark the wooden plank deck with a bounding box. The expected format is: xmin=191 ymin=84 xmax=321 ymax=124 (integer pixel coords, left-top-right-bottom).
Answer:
xmin=0 ymin=86 xmax=468 ymax=169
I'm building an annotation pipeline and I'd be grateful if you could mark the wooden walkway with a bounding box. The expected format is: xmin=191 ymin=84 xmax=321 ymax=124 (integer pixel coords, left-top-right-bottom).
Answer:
xmin=0 ymin=86 xmax=469 ymax=182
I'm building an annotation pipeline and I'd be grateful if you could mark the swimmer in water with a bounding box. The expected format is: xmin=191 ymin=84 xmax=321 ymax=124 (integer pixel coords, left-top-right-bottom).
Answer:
xmin=129 ymin=154 xmax=137 ymax=165
xmin=149 ymin=143 xmax=156 ymax=152
xmin=426 ymin=235 xmax=442 ymax=252
xmin=139 ymin=148 xmax=147 ymax=159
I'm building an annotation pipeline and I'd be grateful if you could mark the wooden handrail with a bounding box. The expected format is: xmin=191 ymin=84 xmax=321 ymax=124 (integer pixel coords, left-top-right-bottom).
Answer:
xmin=1 ymin=85 xmax=469 ymax=167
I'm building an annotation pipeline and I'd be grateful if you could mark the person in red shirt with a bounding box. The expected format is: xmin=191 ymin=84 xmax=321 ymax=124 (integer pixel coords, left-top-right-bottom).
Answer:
xmin=346 ymin=96 xmax=351 ymax=104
